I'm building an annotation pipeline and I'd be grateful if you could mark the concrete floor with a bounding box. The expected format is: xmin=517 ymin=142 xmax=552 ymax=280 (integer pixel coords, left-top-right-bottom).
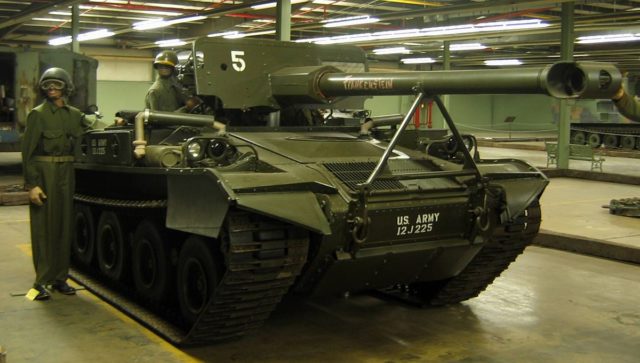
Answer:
xmin=1 ymin=147 xmax=640 ymax=362
xmin=1 ymin=209 xmax=639 ymax=362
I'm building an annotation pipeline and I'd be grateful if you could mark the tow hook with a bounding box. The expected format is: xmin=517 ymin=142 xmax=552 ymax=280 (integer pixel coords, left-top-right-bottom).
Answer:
xmin=351 ymin=188 xmax=371 ymax=244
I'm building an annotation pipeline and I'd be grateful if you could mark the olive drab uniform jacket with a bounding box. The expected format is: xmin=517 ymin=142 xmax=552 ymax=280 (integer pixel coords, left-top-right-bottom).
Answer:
xmin=614 ymin=92 xmax=640 ymax=122
xmin=21 ymin=100 xmax=88 ymax=286
xmin=145 ymin=76 xmax=186 ymax=112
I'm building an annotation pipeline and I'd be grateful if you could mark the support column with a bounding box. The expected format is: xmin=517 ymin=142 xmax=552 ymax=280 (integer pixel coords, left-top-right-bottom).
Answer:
xmin=557 ymin=1 xmax=575 ymax=169
xmin=276 ymin=0 xmax=291 ymax=41
xmin=71 ymin=4 xmax=80 ymax=53
xmin=441 ymin=41 xmax=451 ymax=129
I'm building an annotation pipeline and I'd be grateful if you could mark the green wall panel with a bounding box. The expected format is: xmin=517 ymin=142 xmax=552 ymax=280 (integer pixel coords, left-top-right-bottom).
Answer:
xmin=97 ymin=80 xmax=152 ymax=124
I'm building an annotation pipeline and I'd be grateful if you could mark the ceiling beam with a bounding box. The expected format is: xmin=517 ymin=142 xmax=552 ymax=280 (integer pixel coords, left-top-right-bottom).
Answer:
xmin=0 ymin=0 xmax=84 ymax=30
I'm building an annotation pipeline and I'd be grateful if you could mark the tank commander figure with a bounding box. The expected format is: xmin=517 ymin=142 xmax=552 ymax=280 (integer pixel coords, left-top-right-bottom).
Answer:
xmin=21 ymin=68 xmax=91 ymax=300
xmin=612 ymin=85 xmax=640 ymax=122
xmin=145 ymin=50 xmax=186 ymax=112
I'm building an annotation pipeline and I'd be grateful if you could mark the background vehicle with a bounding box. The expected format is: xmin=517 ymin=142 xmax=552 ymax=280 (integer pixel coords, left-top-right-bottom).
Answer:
xmin=0 ymin=47 xmax=97 ymax=151
xmin=70 ymin=37 xmax=620 ymax=345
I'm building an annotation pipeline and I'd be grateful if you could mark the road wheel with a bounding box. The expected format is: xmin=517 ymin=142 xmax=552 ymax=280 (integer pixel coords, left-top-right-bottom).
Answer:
xmin=96 ymin=211 xmax=128 ymax=281
xmin=132 ymin=220 xmax=172 ymax=303
xmin=620 ymin=135 xmax=636 ymax=150
xmin=72 ymin=203 xmax=95 ymax=267
xmin=177 ymin=235 xmax=219 ymax=326
xmin=603 ymin=134 xmax=619 ymax=148
xmin=571 ymin=131 xmax=586 ymax=145
xmin=587 ymin=133 xmax=602 ymax=148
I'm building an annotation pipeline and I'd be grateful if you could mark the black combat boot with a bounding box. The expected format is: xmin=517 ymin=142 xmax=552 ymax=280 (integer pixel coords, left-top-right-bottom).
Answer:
xmin=51 ymin=281 xmax=76 ymax=295
xmin=33 ymin=284 xmax=51 ymax=300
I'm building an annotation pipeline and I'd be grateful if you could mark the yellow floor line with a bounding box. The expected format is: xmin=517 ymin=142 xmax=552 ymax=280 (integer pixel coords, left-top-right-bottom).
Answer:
xmin=15 ymin=243 xmax=202 ymax=362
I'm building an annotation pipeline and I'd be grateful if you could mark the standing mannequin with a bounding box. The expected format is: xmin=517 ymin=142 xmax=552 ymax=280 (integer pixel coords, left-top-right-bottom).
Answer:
xmin=21 ymin=68 xmax=87 ymax=300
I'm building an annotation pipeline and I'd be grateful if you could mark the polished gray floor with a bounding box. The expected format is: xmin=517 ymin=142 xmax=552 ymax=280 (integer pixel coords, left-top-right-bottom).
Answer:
xmin=1 ymin=203 xmax=639 ymax=363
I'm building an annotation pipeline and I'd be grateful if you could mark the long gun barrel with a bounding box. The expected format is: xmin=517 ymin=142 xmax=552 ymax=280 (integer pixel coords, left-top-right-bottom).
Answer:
xmin=270 ymin=62 xmax=621 ymax=103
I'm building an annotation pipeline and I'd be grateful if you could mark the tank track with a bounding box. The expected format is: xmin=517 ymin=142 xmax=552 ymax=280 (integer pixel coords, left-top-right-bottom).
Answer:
xmin=379 ymin=200 xmax=541 ymax=306
xmin=70 ymin=203 xmax=308 ymax=346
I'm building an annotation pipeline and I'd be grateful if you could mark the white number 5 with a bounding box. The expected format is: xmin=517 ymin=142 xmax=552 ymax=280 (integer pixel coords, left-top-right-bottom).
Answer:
xmin=231 ymin=50 xmax=246 ymax=72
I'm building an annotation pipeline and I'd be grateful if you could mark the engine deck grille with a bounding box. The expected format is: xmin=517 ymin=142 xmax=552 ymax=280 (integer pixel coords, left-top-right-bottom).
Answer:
xmin=324 ymin=161 xmax=405 ymax=191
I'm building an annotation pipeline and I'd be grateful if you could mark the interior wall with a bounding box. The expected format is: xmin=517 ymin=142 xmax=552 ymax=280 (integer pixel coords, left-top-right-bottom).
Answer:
xmin=97 ymin=81 xmax=152 ymax=120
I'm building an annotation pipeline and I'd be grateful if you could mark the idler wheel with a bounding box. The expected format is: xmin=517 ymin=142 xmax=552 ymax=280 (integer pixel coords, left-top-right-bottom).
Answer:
xmin=96 ymin=211 xmax=128 ymax=281
xmin=72 ymin=203 xmax=95 ymax=267
xmin=177 ymin=236 xmax=218 ymax=326
xmin=132 ymin=220 xmax=172 ymax=303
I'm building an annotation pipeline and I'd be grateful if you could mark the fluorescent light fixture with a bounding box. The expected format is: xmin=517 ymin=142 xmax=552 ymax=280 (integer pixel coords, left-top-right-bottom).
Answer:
xmin=208 ymin=31 xmax=239 ymax=38
xmin=248 ymin=30 xmax=276 ymax=36
xmin=223 ymin=32 xmax=246 ymax=39
xmin=313 ymin=0 xmax=335 ymax=4
xmin=155 ymin=39 xmax=187 ymax=47
xmin=78 ymin=28 xmax=114 ymax=41
xmin=373 ymin=47 xmax=411 ymax=55
xmin=401 ymin=57 xmax=435 ymax=64
xmin=134 ymin=15 xmax=205 ymax=30
xmin=322 ymin=15 xmax=380 ymax=28
xmin=252 ymin=0 xmax=306 ymax=10
xmin=298 ymin=19 xmax=548 ymax=44
xmin=48 ymin=28 xmax=114 ymax=46
xmin=449 ymin=43 xmax=487 ymax=51
xmin=484 ymin=59 xmax=522 ymax=66
xmin=133 ymin=18 xmax=166 ymax=30
xmin=49 ymin=36 xmax=72 ymax=46
xmin=252 ymin=2 xmax=277 ymax=9
xmin=32 ymin=17 xmax=68 ymax=22
xmin=230 ymin=30 xmax=276 ymax=38
xmin=576 ymin=33 xmax=640 ymax=44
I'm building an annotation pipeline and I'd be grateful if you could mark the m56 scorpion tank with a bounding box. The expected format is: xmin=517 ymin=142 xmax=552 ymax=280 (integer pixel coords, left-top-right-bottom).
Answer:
xmin=71 ymin=37 xmax=621 ymax=345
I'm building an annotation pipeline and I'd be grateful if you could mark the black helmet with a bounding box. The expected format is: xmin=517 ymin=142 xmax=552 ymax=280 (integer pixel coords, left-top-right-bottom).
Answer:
xmin=153 ymin=50 xmax=178 ymax=69
xmin=39 ymin=67 xmax=74 ymax=95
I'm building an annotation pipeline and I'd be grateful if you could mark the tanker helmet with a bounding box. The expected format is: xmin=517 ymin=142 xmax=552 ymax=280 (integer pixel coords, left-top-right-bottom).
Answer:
xmin=39 ymin=67 xmax=74 ymax=96
xmin=154 ymin=50 xmax=179 ymax=69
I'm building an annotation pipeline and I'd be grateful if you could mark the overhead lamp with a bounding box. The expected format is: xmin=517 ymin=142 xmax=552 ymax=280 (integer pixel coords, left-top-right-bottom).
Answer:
xmin=313 ymin=0 xmax=335 ymax=4
xmin=49 ymin=36 xmax=72 ymax=46
xmin=33 ymin=17 xmax=68 ymax=22
xmin=576 ymin=33 xmax=640 ymax=44
xmin=373 ymin=47 xmax=411 ymax=55
xmin=78 ymin=29 xmax=115 ymax=41
xmin=322 ymin=15 xmax=380 ymax=28
xmin=401 ymin=57 xmax=435 ymax=64
xmin=232 ymin=30 xmax=276 ymax=38
xmin=449 ymin=43 xmax=487 ymax=51
xmin=82 ymin=4 xmax=182 ymax=17
xmin=156 ymin=39 xmax=187 ymax=47
xmin=48 ymin=28 xmax=115 ymax=46
xmin=133 ymin=15 xmax=206 ymax=31
xmin=133 ymin=18 xmax=166 ymax=30
xmin=484 ymin=59 xmax=522 ymax=66
xmin=297 ymin=19 xmax=548 ymax=44
xmin=224 ymin=33 xmax=246 ymax=39
xmin=252 ymin=0 xmax=307 ymax=10
xmin=208 ymin=31 xmax=239 ymax=38
xmin=247 ymin=30 xmax=276 ymax=36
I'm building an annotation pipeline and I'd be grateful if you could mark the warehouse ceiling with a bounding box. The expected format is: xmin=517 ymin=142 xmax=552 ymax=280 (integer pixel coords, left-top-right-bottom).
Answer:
xmin=1 ymin=0 xmax=640 ymax=71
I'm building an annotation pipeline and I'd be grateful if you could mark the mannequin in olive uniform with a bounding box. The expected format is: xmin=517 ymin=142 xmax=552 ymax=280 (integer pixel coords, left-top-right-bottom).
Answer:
xmin=21 ymin=68 xmax=88 ymax=300
xmin=145 ymin=50 xmax=186 ymax=111
xmin=612 ymin=86 xmax=640 ymax=122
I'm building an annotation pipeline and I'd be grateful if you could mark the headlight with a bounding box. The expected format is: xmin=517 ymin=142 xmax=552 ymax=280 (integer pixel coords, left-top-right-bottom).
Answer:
xmin=186 ymin=140 xmax=203 ymax=160
xmin=207 ymin=140 xmax=226 ymax=158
